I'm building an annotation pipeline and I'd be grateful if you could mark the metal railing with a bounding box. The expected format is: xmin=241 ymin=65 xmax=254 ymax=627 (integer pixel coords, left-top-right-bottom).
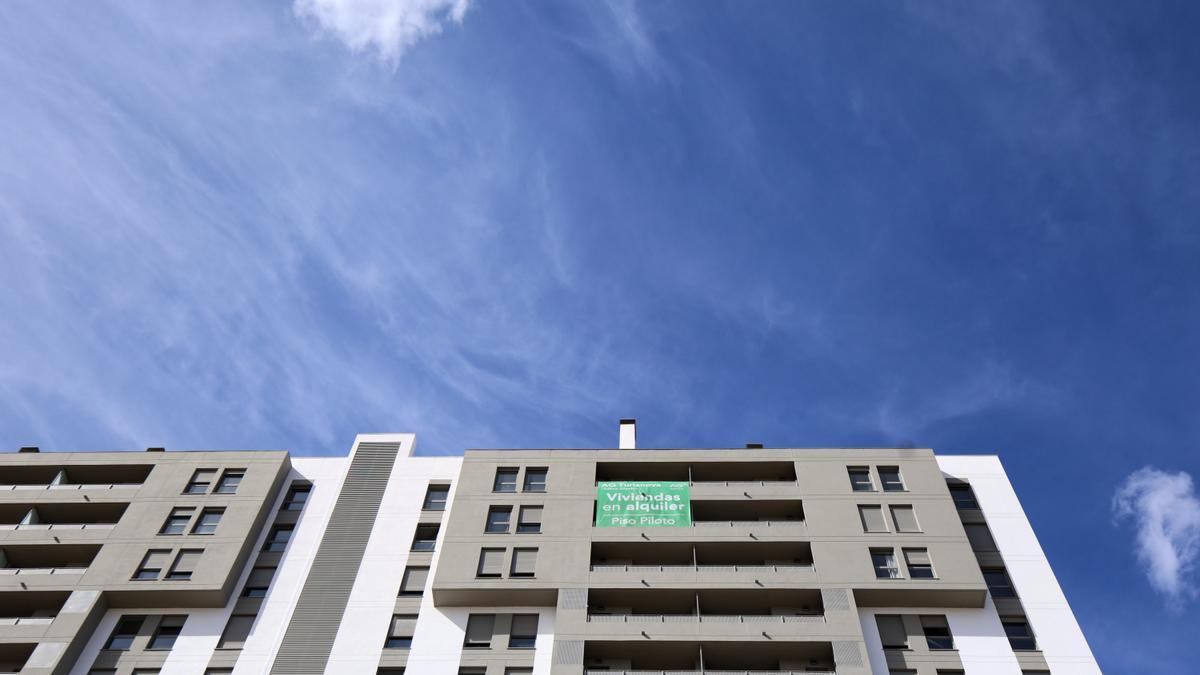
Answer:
xmin=0 ymin=617 xmax=55 ymax=626
xmin=590 ymin=564 xmax=815 ymax=573
xmin=584 ymin=671 xmax=834 ymax=675
xmin=0 ymin=483 xmax=141 ymax=491
xmin=0 ymin=567 xmax=87 ymax=576
xmin=0 ymin=523 xmax=116 ymax=531
xmin=691 ymin=520 xmax=805 ymax=527
xmin=586 ymin=614 xmax=825 ymax=624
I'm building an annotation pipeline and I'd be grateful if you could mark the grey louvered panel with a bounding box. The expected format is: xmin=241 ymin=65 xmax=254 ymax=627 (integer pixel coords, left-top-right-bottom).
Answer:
xmin=269 ymin=443 xmax=400 ymax=674
xmin=558 ymin=587 xmax=587 ymax=610
xmin=832 ymin=640 xmax=864 ymax=667
xmin=553 ymin=639 xmax=584 ymax=664
xmin=822 ymin=587 xmax=851 ymax=612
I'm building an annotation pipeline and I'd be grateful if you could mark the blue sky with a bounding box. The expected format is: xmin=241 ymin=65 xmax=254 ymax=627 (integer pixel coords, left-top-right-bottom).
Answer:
xmin=2 ymin=1 xmax=1199 ymax=671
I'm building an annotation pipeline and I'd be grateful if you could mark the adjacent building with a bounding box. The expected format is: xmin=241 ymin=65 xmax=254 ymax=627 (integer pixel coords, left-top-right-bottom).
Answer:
xmin=0 ymin=422 xmax=1098 ymax=674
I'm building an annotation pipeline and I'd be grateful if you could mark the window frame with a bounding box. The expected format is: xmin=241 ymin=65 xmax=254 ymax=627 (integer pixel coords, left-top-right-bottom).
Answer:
xmin=133 ymin=550 xmax=171 ymax=581
xmin=492 ymin=468 xmax=519 ymax=493
xmin=184 ymin=469 xmax=216 ymax=495
xmin=463 ymin=614 xmax=495 ymax=648
xmin=920 ymin=615 xmax=954 ymax=650
xmin=148 ymin=615 xmax=186 ymax=650
xmin=105 ymin=615 xmax=146 ymax=650
xmin=522 ymin=467 xmax=548 ymax=493
xmin=903 ymin=547 xmax=935 ymax=579
xmin=510 ymin=547 xmax=538 ymax=578
xmin=165 ymin=549 xmax=203 ymax=581
xmin=516 ymin=505 xmax=542 ymax=534
xmin=191 ymin=507 xmax=225 ymax=535
xmin=422 ymin=484 xmax=450 ymax=511
xmin=282 ymin=483 xmax=311 ymax=511
xmin=159 ymin=507 xmax=196 ymax=536
xmin=411 ymin=524 xmax=440 ymax=551
xmin=485 ymin=506 xmax=512 ymax=534
xmin=1002 ymin=618 xmax=1037 ymax=651
xmin=214 ymin=469 xmax=245 ymax=494
xmin=983 ymin=568 xmax=1017 ymax=598
xmin=384 ymin=614 xmax=417 ymax=649
xmin=848 ymin=467 xmax=875 ymax=492
xmin=508 ymin=614 xmax=538 ymax=649
xmin=879 ymin=466 xmax=906 ymax=492
xmin=399 ymin=566 xmax=429 ymax=596
xmin=871 ymin=548 xmax=902 ymax=579
xmin=263 ymin=524 xmax=294 ymax=552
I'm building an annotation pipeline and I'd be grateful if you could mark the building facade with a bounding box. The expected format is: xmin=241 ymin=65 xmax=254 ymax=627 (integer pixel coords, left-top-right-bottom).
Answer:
xmin=0 ymin=423 xmax=1097 ymax=675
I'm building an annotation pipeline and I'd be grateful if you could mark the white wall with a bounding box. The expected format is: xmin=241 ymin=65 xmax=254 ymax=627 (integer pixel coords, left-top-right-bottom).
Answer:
xmin=860 ymin=601 xmax=1022 ymax=675
xmin=938 ymin=455 xmax=1100 ymax=674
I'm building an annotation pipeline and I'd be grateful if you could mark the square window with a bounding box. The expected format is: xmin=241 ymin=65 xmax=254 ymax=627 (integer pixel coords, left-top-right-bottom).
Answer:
xmin=879 ymin=466 xmax=905 ymax=491
xmin=876 ymin=614 xmax=907 ymax=649
xmin=920 ymin=615 xmax=954 ymax=650
xmin=215 ymin=469 xmax=244 ymax=494
xmin=983 ymin=568 xmax=1016 ymax=598
xmin=505 ymin=669 xmax=533 ymax=675
xmin=192 ymin=508 xmax=224 ymax=535
xmin=263 ymin=524 xmax=294 ymax=552
xmin=423 ymin=484 xmax=450 ymax=511
xmin=508 ymin=614 xmax=538 ymax=648
xmin=510 ymin=548 xmax=537 ymax=577
xmin=282 ymin=483 xmax=311 ymax=510
xmin=485 ymin=506 xmax=512 ymax=533
xmin=523 ymin=468 xmax=548 ymax=492
xmin=463 ymin=614 xmax=494 ymax=648
xmin=871 ymin=548 xmax=901 ymax=579
xmin=904 ymin=548 xmax=935 ymax=579
xmin=517 ymin=505 xmax=542 ymax=534
xmin=890 ymin=505 xmax=920 ymax=533
xmin=184 ymin=469 xmax=216 ymax=494
xmin=399 ymin=566 xmax=429 ymax=596
xmin=848 ymin=467 xmax=874 ymax=492
xmin=105 ymin=615 xmax=146 ymax=650
xmin=477 ymin=549 xmax=504 ymax=578
xmin=858 ymin=505 xmax=888 ymax=533
xmin=133 ymin=550 xmax=171 ymax=581
xmin=493 ymin=468 xmax=518 ymax=493
xmin=411 ymin=524 xmax=440 ymax=551
xmin=1003 ymin=618 xmax=1037 ymax=650
xmin=948 ymin=484 xmax=979 ymax=509
xmin=159 ymin=507 xmax=195 ymax=535
xmin=385 ymin=614 xmax=417 ymax=649
xmin=148 ymin=615 xmax=186 ymax=650
xmin=242 ymin=566 xmax=275 ymax=598
xmin=166 ymin=549 xmax=202 ymax=580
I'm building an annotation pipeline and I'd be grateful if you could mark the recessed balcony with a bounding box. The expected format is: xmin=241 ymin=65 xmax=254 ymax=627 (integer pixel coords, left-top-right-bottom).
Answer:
xmin=0 ymin=503 xmax=127 ymax=531
xmin=691 ymin=500 xmax=804 ymax=527
xmin=590 ymin=541 xmax=814 ymax=575
xmin=0 ymin=465 xmax=151 ymax=491
xmin=0 ymin=544 xmax=100 ymax=575
xmin=0 ymin=644 xmax=35 ymax=674
xmin=596 ymin=461 xmax=798 ymax=485
xmin=0 ymin=590 xmax=69 ymax=627
xmin=582 ymin=640 xmax=835 ymax=674
xmin=587 ymin=588 xmax=825 ymax=625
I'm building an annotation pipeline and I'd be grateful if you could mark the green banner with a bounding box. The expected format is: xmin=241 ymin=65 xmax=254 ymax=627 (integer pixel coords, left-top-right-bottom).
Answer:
xmin=596 ymin=481 xmax=691 ymax=527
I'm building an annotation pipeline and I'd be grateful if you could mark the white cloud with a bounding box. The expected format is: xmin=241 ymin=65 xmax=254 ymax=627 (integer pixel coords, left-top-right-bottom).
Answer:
xmin=1113 ymin=466 xmax=1200 ymax=606
xmin=294 ymin=0 xmax=470 ymax=63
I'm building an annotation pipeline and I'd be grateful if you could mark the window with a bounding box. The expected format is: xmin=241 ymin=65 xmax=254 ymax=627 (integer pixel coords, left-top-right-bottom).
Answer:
xmin=505 ymin=670 xmax=533 ymax=675
xmin=983 ymin=568 xmax=1016 ymax=598
xmin=205 ymin=670 xmax=235 ymax=675
xmin=920 ymin=615 xmax=954 ymax=650
xmin=848 ymin=467 xmax=874 ymax=491
xmin=871 ymin=548 xmax=901 ymax=579
xmin=184 ymin=469 xmax=216 ymax=494
xmin=399 ymin=566 xmax=429 ymax=596
xmin=160 ymin=507 xmax=195 ymax=535
xmin=215 ymin=469 xmax=244 ymax=494
xmin=459 ymin=669 xmax=486 ymax=675
xmin=904 ymin=548 xmax=935 ymax=579
xmin=166 ymin=549 xmax=202 ymax=580
xmin=493 ymin=468 xmax=518 ymax=493
xmin=859 ymin=505 xmax=888 ymax=533
xmin=133 ymin=550 xmax=171 ymax=580
xmin=517 ymin=505 xmax=542 ymax=534
xmin=282 ymin=483 xmax=311 ymax=510
xmin=509 ymin=614 xmax=538 ymax=648
xmin=964 ymin=524 xmax=998 ymax=551
xmin=890 ymin=505 xmax=920 ymax=532
xmin=879 ymin=466 xmax=905 ymax=491
xmin=423 ymin=484 xmax=450 ymax=510
xmin=411 ymin=524 xmax=440 ymax=551
xmin=876 ymin=614 xmax=907 ymax=649
xmin=485 ymin=506 xmax=512 ymax=533
xmin=243 ymin=566 xmax=276 ymax=597
xmin=105 ymin=615 xmax=145 ymax=650
xmin=1003 ymin=618 xmax=1037 ymax=650
xmin=948 ymin=484 xmax=979 ymax=509
xmin=263 ymin=524 xmax=294 ymax=551
xmin=192 ymin=508 xmax=224 ymax=535
xmin=510 ymin=548 xmax=537 ymax=577
xmin=385 ymin=614 xmax=417 ymax=649
xmin=218 ymin=614 xmax=255 ymax=649
xmin=149 ymin=615 xmax=186 ymax=650
xmin=132 ymin=670 xmax=161 ymax=675
xmin=463 ymin=614 xmax=494 ymax=648
xmin=477 ymin=549 xmax=504 ymax=578
xmin=523 ymin=468 xmax=548 ymax=492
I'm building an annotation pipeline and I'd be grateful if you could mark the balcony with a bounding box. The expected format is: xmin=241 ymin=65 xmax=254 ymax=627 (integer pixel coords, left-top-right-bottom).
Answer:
xmin=0 ymin=464 xmax=151 ymax=492
xmin=597 ymin=461 xmax=798 ymax=486
xmin=0 ymin=544 xmax=100 ymax=576
xmin=587 ymin=589 xmax=825 ymax=625
xmin=590 ymin=542 xmax=815 ymax=578
xmin=0 ymin=591 xmax=69 ymax=627
xmin=691 ymin=500 xmax=804 ymax=528
xmin=0 ymin=644 xmax=34 ymax=674
xmin=0 ymin=503 xmax=127 ymax=531
xmin=583 ymin=640 xmax=835 ymax=674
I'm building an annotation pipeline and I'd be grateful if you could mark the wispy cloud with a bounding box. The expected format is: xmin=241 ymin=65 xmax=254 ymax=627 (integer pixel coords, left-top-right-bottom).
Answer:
xmin=1114 ymin=467 xmax=1200 ymax=606
xmin=294 ymin=0 xmax=470 ymax=63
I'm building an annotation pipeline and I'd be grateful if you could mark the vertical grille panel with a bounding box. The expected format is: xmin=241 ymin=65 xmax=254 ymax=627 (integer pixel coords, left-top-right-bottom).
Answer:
xmin=269 ymin=443 xmax=400 ymax=674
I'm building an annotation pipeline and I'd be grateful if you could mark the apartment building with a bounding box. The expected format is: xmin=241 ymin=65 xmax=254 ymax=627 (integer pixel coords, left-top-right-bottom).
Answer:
xmin=0 ymin=422 xmax=1098 ymax=674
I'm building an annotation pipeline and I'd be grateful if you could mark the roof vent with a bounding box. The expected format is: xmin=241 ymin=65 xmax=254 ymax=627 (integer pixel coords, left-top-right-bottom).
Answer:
xmin=619 ymin=419 xmax=637 ymax=450
xmin=745 ymin=443 xmax=764 ymax=449
xmin=146 ymin=447 xmax=165 ymax=452
xmin=18 ymin=446 xmax=39 ymax=453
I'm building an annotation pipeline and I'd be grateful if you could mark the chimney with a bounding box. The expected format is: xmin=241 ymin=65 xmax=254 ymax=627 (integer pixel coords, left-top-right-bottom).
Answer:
xmin=619 ymin=419 xmax=637 ymax=449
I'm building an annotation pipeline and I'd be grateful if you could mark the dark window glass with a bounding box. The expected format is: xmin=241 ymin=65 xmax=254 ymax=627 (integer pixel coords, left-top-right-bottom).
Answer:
xmin=523 ymin=468 xmax=548 ymax=492
xmin=411 ymin=524 xmax=440 ymax=551
xmin=949 ymin=484 xmax=979 ymax=509
xmin=485 ymin=506 xmax=512 ymax=533
xmin=463 ymin=614 xmax=494 ymax=648
xmin=493 ymin=468 xmax=518 ymax=493
xmin=263 ymin=525 xmax=294 ymax=552
xmin=159 ymin=507 xmax=194 ymax=535
xmin=148 ymin=616 xmax=186 ymax=650
xmin=508 ymin=614 xmax=538 ymax=648
xmin=105 ymin=616 xmax=145 ymax=650
xmin=848 ymin=468 xmax=874 ymax=491
xmin=1004 ymin=619 xmax=1037 ymax=650
xmin=423 ymin=485 xmax=450 ymax=510
xmin=879 ymin=466 xmax=905 ymax=491
xmin=871 ymin=550 xmax=901 ymax=579
xmin=184 ymin=469 xmax=216 ymax=494
xmin=192 ymin=508 xmax=224 ymax=535
xmin=921 ymin=616 xmax=954 ymax=650
xmin=983 ymin=569 xmax=1016 ymax=598
xmin=215 ymin=470 xmax=244 ymax=494
xmin=283 ymin=484 xmax=311 ymax=510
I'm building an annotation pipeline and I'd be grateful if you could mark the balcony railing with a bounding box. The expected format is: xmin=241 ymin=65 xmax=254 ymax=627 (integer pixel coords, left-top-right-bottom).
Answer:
xmin=0 ymin=524 xmax=116 ymax=531
xmin=587 ymin=614 xmax=825 ymax=625
xmin=584 ymin=671 xmax=834 ymax=675
xmin=0 ymin=568 xmax=86 ymax=576
xmin=691 ymin=520 xmax=804 ymax=528
xmin=0 ymin=618 xmax=54 ymax=626
xmin=590 ymin=564 xmax=814 ymax=573
xmin=0 ymin=484 xmax=141 ymax=492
